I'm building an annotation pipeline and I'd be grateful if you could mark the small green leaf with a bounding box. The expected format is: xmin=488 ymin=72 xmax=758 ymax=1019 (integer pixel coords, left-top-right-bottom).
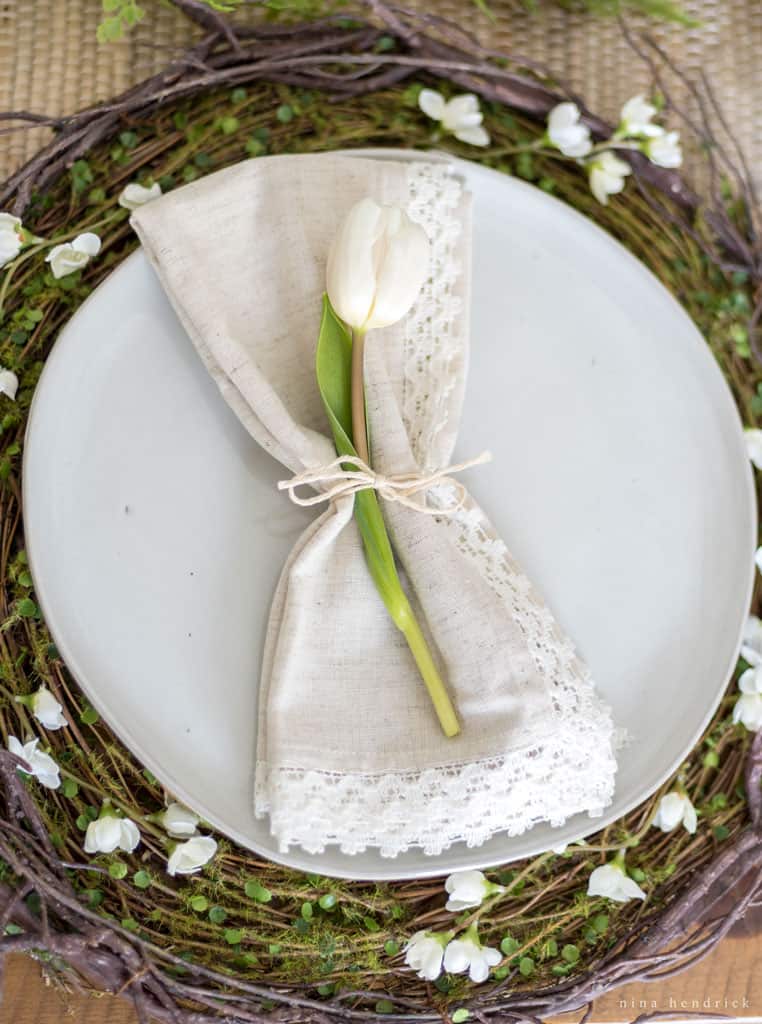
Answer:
xmin=362 ymin=915 xmax=380 ymax=932
xmin=4 ymin=923 xmax=23 ymax=935
xmin=294 ymin=917 xmax=310 ymax=934
xmin=224 ymin=928 xmax=243 ymax=945
xmin=119 ymin=130 xmax=138 ymax=150
xmin=519 ymin=956 xmax=534 ymax=977
xmin=17 ymin=570 xmax=33 ymax=588
xmin=121 ymin=917 xmax=139 ymax=932
xmin=244 ymin=880 xmax=271 ymax=903
xmin=493 ymin=966 xmax=509 ymax=980
xmin=109 ymin=862 xmax=128 ymax=879
xmin=276 ymin=104 xmax=294 ymax=123
xmin=630 ymin=867 xmax=646 ymax=882
xmin=704 ymin=750 xmax=720 ymax=768
xmin=231 ymin=88 xmax=247 ymax=103
xmin=592 ymin=913 xmax=609 ymax=934
xmin=219 ymin=116 xmax=239 ymax=135
xmin=268 ymin=943 xmax=282 ymax=955
xmin=17 ymin=598 xmax=39 ymax=618
xmin=375 ymin=1001 xmax=395 ymax=1014
xmin=301 ymin=902 xmax=314 ymax=920
xmin=75 ymin=814 xmax=90 ymax=831
xmin=318 ymin=893 xmax=337 ymax=910
xmin=133 ymin=870 xmax=152 ymax=889
xmin=209 ymin=905 xmax=227 ymax=924
xmin=80 ymin=705 xmax=99 ymax=725
xmin=317 ymin=983 xmax=334 ymax=996
xmin=61 ymin=778 xmax=79 ymax=798
xmin=500 ymin=936 xmax=519 ymax=956
xmin=714 ymin=824 xmax=730 ymax=841
xmin=561 ymin=944 xmax=580 ymax=964
xmin=189 ymin=895 xmax=208 ymax=912
xmin=545 ymin=938 xmax=558 ymax=957
xmin=452 ymin=1010 xmax=470 ymax=1023
xmin=384 ymin=939 xmax=400 ymax=956
xmin=245 ymin=137 xmax=265 ymax=157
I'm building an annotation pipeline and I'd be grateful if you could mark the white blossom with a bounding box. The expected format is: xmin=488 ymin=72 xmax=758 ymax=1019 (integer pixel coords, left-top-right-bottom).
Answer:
xmin=644 ymin=131 xmax=682 ymax=169
xmin=84 ymin=812 xmax=140 ymax=854
xmin=733 ymin=691 xmax=762 ymax=731
xmin=587 ymin=859 xmax=646 ymax=903
xmin=444 ymin=869 xmax=504 ymax=911
xmin=404 ymin=930 xmax=448 ymax=981
xmin=418 ymin=89 xmax=490 ymax=147
xmin=46 ymin=232 xmax=101 ymax=280
xmin=0 ymin=213 xmax=24 ymax=267
xmin=618 ymin=95 xmax=664 ymax=139
xmin=756 ymin=547 xmax=762 ymax=576
xmin=0 ymin=369 xmax=18 ymax=401
xmin=443 ymin=929 xmax=502 ymax=984
xmin=118 ymin=182 xmax=162 ymax=210
xmin=29 ymin=686 xmax=67 ymax=730
xmin=160 ymin=801 xmax=200 ymax=838
xmin=7 ymin=735 xmax=60 ymax=789
xmin=547 ymin=102 xmax=592 ymax=158
xmin=326 ymin=197 xmax=430 ymax=332
xmin=166 ymin=835 xmax=217 ymax=876
xmin=653 ymin=791 xmax=697 ymax=834
xmin=746 ymin=429 xmax=762 ymax=470
xmin=588 ymin=151 xmax=631 ymax=206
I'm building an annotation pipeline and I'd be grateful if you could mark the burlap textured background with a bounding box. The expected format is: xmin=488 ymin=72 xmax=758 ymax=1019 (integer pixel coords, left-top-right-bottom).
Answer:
xmin=0 ymin=1 xmax=760 ymax=183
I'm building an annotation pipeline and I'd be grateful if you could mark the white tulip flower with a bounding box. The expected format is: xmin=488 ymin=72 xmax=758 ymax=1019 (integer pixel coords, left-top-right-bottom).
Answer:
xmin=443 ymin=928 xmax=502 ymax=984
xmin=84 ymin=811 xmax=140 ymax=855
xmin=0 ymin=369 xmax=18 ymax=401
xmin=404 ymin=930 xmax=449 ymax=981
xmin=28 ymin=686 xmax=67 ymax=730
xmin=326 ymin=197 xmax=430 ymax=333
xmin=166 ymin=835 xmax=217 ymax=876
xmin=418 ymin=89 xmax=490 ymax=147
xmin=0 ymin=213 xmax=24 ymax=267
xmin=644 ymin=131 xmax=682 ymax=169
xmin=118 ymin=182 xmax=162 ymax=210
xmin=587 ymin=858 xmax=646 ymax=903
xmin=444 ymin=869 xmax=505 ymax=911
xmin=588 ymin=151 xmax=631 ymax=206
xmin=746 ymin=429 xmax=762 ymax=470
xmin=618 ymin=95 xmax=664 ymax=139
xmin=7 ymin=735 xmax=61 ymax=789
xmin=547 ymin=102 xmax=593 ymax=158
xmin=45 ymin=232 xmax=101 ymax=280
xmin=653 ymin=791 xmax=697 ymax=834
xmin=160 ymin=801 xmax=200 ymax=838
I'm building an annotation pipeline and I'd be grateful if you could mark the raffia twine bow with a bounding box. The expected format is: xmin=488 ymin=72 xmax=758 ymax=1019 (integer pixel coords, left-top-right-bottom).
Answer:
xmin=278 ymin=451 xmax=492 ymax=515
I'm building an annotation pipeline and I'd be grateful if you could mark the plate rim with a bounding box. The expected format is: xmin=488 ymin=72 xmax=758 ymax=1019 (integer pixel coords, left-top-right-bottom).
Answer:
xmin=22 ymin=150 xmax=757 ymax=880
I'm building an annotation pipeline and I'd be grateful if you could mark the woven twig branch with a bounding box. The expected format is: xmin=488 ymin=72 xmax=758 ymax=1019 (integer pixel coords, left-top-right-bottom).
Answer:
xmin=1 ymin=2 xmax=761 ymax=1021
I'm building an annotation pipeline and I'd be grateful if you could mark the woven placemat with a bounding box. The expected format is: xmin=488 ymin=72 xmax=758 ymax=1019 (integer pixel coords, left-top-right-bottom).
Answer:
xmin=1 ymin=0 xmax=761 ymax=184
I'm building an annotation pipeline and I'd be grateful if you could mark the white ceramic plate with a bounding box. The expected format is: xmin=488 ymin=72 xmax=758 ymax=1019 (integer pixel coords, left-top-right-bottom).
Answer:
xmin=23 ymin=153 xmax=755 ymax=880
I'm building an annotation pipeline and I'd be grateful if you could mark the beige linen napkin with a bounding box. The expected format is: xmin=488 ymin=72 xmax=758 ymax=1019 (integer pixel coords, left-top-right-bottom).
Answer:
xmin=132 ymin=152 xmax=618 ymax=857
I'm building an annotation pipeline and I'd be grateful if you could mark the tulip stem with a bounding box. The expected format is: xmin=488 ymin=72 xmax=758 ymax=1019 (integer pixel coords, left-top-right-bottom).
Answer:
xmin=351 ymin=328 xmax=370 ymax=464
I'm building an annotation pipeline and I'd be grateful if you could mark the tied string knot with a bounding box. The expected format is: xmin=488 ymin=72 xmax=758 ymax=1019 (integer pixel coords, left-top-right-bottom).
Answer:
xmin=278 ymin=451 xmax=492 ymax=516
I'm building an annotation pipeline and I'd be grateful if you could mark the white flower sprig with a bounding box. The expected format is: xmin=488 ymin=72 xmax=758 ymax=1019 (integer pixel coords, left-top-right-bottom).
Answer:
xmin=0 ymin=213 xmax=24 ymax=268
xmin=443 ymin=925 xmax=502 ymax=984
xmin=166 ymin=835 xmax=218 ymax=876
xmin=118 ymin=181 xmax=162 ymax=210
xmin=418 ymin=89 xmax=490 ymax=146
xmin=653 ymin=789 xmax=697 ymax=834
xmin=0 ymin=369 xmax=18 ymax=401
xmin=84 ymin=803 xmax=141 ymax=855
xmin=587 ymin=852 xmax=646 ymax=903
xmin=547 ymin=103 xmax=592 ymax=158
xmin=541 ymin=94 xmax=682 ymax=206
xmin=733 ymin=614 xmax=762 ymax=731
xmin=404 ymin=930 xmax=451 ymax=980
xmin=7 ymin=735 xmax=61 ymax=789
xmin=46 ymin=232 xmax=102 ymax=280
xmin=16 ymin=686 xmax=67 ymax=730
xmin=159 ymin=801 xmax=201 ymax=838
xmin=444 ymin=869 xmax=505 ymax=911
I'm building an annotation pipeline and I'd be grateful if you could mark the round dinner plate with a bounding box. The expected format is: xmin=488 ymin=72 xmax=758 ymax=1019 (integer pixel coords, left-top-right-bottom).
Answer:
xmin=24 ymin=152 xmax=755 ymax=880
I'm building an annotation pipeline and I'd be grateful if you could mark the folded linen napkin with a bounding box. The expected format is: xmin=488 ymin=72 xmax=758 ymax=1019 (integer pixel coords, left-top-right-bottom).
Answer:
xmin=132 ymin=152 xmax=618 ymax=857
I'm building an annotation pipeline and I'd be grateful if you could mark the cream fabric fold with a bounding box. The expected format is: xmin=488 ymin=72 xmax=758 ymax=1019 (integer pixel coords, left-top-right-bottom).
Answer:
xmin=132 ymin=152 xmax=618 ymax=858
